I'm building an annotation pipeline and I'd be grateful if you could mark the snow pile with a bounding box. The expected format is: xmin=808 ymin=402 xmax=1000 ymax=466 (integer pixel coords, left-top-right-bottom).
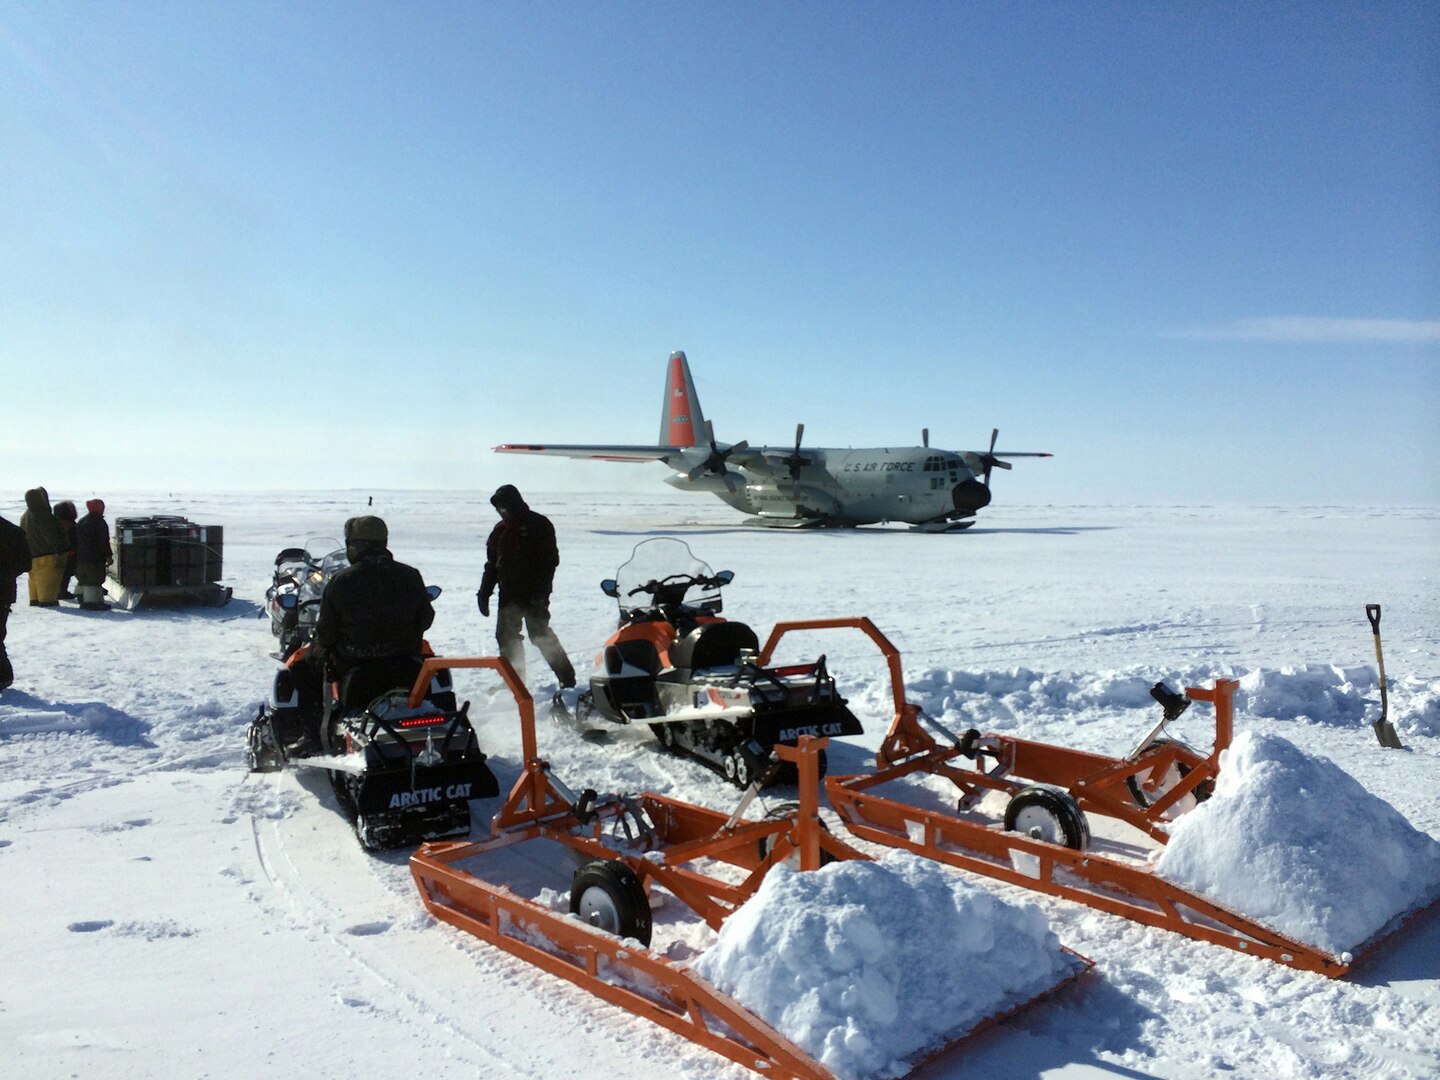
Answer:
xmin=691 ymin=850 xmax=1078 ymax=1080
xmin=1237 ymin=664 xmax=1373 ymax=724
xmin=1156 ymin=730 xmax=1440 ymax=955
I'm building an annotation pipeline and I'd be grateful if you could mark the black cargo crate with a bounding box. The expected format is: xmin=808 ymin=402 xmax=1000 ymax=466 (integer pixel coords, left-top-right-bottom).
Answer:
xmin=113 ymin=516 xmax=224 ymax=589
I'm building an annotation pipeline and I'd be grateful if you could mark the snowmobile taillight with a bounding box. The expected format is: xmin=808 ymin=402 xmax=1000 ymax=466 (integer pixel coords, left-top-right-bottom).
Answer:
xmin=397 ymin=714 xmax=447 ymax=729
xmin=770 ymin=664 xmax=816 ymax=678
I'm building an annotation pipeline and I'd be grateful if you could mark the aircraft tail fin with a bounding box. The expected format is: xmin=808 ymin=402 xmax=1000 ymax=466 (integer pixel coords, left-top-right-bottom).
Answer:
xmin=659 ymin=350 xmax=707 ymax=448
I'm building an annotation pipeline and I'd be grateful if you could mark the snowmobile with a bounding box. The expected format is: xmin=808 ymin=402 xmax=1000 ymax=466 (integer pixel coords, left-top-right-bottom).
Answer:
xmin=573 ymin=537 xmax=863 ymax=787
xmin=247 ymin=592 xmax=500 ymax=851
xmin=263 ymin=538 xmax=344 ymax=658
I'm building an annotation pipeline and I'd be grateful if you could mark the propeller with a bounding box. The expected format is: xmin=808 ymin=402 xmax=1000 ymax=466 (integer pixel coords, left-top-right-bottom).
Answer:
xmin=962 ymin=428 xmax=1013 ymax=487
xmin=687 ymin=420 xmax=749 ymax=483
xmin=979 ymin=427 xmax=1012 ymax=488
xmin=781 ymin=423 xmax=807 ymax=480
xmin=922 ymin=427 xmax=929 ymax=449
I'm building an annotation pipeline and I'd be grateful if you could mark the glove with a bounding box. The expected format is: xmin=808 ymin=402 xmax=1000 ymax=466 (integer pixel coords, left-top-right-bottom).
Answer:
xmin=477 ymin=592 xmax=490 ymax=617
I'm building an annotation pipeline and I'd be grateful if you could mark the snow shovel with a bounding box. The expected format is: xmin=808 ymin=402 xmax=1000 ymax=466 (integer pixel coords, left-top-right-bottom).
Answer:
xmin=1366 ymin=604 xmax=1404 ymax=749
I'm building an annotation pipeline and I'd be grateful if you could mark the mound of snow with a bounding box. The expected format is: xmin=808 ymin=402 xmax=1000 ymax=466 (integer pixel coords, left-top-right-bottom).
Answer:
xmin=690 ymin=850 xmax=1079 ymax=1080
xmin=1237 ymin=664 xmax=1373 ymax=724
xmin=1155 ymin=730 xmax=1440 ymax=955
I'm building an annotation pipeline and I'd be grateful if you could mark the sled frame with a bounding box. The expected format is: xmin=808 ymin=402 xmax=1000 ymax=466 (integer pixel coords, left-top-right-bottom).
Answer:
xmin=757 ymin=624 xmax=1368 ymax=978
xmin=409 ymin=654 xmax=1089 ymax=1078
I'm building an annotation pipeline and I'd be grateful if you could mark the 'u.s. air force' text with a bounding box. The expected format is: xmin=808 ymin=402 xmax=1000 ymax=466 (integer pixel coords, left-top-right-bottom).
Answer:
xmin=841 ymin=461 xmax=914 ymax=473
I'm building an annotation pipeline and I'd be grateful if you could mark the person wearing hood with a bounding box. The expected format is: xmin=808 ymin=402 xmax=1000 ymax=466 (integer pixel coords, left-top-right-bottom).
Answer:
xmin=75 ymin=499 xmax=113 ymax=611
xmin=476 ymin=485 xmax=576 ymax=690
xmin=314 ymin=515 xmax=434 ymax=706
xmin=0 ymin=513 xmax=32 ymax=689
xmin=53 ymin=501 xmax=78 ymax=601
xmin=20 ymin=487 xmax=67 ymax=607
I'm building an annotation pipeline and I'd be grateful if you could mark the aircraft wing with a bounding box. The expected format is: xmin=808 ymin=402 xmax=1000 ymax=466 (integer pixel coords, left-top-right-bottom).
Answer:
xmin=494 ymin=443 xmax=688 ymax=464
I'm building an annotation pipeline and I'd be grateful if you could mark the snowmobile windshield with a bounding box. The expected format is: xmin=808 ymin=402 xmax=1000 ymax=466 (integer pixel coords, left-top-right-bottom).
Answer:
xmin=613 ymin=537 xmax=723 ymax=616
xmin=300 ymin=547 xmax=348 ymax=602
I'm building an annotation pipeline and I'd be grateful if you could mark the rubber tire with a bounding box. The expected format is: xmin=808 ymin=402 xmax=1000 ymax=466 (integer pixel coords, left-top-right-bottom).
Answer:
xmin=1003 ymin=786 xmax=1091 ymax=850
xmin=1126 ymin=738 xmax=1214 ymax=811
xmin=570 ymin=859 xmax=652 ymax=946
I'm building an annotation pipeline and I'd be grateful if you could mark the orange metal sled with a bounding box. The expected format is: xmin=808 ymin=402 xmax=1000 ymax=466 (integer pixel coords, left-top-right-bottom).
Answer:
xmin=760 ymin=623 xmax=1370 ymax=978
xmin=409 ymin=654 xmax=1091 ymax=1079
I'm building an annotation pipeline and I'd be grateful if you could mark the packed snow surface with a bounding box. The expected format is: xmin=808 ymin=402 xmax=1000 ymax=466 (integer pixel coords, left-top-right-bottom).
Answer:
xmin=692 ymin=851 xmax=1081 ymax=1080
xmin=1156 ymin=730 xmax=1440 ymax=956
xmin=1 ymin=494 xmax=1438 ymax=1080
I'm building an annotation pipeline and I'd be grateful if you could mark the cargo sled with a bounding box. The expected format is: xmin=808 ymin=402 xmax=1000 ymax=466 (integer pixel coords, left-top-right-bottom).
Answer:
xmin=810 ymin=621 xmax=1432 ymax=978
xmin=248 ymin=647 xmax=500 ymax=851
xmin=573 ymin=537 xmax=864 ymax=787
xmin=107 ymin=515 xmax=232 ymax=610
xmin=411 ymin=656 xmax=1091 ymax=1079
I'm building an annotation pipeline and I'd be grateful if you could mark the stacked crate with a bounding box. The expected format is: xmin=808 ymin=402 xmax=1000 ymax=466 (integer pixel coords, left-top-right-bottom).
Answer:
xmin=113 ymin=516 xmax=224 ymax=589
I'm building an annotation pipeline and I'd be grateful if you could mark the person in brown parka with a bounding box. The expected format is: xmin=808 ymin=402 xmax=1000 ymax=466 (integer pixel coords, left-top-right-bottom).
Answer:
xmin=75 ymin=499 xmax=113 ymax=611
xmin=20 ymin=487 xmax=67 ymax=607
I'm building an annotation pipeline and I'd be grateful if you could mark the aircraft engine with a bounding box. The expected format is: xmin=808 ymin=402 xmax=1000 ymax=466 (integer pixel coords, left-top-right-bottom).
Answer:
xmin=952 ymin=479 xmax=993 ymax=513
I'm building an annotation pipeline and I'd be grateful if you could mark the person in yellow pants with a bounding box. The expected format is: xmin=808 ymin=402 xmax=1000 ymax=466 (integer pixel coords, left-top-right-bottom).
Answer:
xmin=21 ymin=488 xmax=67 ymax=607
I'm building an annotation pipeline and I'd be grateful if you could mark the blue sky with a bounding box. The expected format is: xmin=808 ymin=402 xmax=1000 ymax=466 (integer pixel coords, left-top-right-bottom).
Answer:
xmin=3 ymin=2 xmax=1436 ymax=505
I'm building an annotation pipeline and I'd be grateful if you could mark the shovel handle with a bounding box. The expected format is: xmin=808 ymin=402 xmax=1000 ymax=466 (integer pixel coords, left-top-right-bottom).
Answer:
xmin=1366 ymin=604 xmax=1381 ymax=634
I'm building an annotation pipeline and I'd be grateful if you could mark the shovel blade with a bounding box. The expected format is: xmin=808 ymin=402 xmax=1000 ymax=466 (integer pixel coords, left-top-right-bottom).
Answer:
xmin=1372 ymin=718 xmax=1405 ymax=750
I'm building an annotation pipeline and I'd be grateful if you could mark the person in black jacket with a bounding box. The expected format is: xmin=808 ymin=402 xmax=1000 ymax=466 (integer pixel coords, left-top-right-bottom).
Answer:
xmin=75 ymin=499 xmax=113 ymax=611
xmin=0 ymin=514 xmax=33 ymax=690
xmin=314 ymin=516 xmax=434 ymax=707
xmin=53 ymin=501 xmax=78 ymax=601
xmin=477 ymin=485 xmax=575 ymax=689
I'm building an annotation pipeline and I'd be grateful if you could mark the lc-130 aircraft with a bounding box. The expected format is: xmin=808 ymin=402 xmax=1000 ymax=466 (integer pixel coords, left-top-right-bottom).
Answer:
xmin=496 ymin=351 xmax=1052 ymax=531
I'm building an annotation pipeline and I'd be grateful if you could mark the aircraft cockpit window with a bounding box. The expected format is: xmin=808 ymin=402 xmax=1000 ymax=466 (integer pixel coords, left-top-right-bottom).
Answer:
xmin=924 ymin=455 xmax=944 ymax=472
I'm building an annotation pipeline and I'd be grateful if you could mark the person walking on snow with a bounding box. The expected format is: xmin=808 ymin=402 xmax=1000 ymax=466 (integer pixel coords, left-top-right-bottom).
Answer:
xmin=476 ymin=485 xmax=576 ymax=690
xmin=0 ymin=514 xmax=32 ymax=689
xmin=75 ymin=499 xmax=113 ymax=611
xmin=20 ymin=487 xmax=67 ymax=607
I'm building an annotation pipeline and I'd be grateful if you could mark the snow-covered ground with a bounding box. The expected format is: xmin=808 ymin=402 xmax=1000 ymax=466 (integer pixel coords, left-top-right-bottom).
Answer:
xmin=2 ymin=492 xmax=1437 ymax=1080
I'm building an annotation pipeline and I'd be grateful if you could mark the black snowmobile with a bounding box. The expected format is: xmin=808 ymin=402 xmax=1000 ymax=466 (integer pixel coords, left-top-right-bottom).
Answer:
xmin=263 ymin=538 xmax=344 ymax=658
xmin=248 ymin=587 xmax=500 ymax=851
xmin=573 ymin=537 xmax=863 ymax=787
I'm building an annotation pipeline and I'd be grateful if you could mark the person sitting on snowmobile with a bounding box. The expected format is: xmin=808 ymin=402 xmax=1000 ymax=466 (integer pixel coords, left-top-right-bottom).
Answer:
xmin=314 ymin=515 xmax=435 ymax=709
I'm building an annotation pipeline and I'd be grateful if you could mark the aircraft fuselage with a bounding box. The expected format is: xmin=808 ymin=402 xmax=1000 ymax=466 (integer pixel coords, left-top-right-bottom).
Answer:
xmin=666 ymin=446 xmax=989 ymax=526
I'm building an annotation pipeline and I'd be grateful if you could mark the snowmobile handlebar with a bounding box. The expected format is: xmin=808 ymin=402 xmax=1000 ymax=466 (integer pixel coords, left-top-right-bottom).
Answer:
xmin=625 ymin=569 xmax=734 ymax=599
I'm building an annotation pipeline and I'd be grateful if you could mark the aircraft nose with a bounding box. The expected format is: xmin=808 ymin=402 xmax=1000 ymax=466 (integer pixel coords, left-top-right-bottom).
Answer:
xmin=952 ymin=479 xmax=992 ymax=513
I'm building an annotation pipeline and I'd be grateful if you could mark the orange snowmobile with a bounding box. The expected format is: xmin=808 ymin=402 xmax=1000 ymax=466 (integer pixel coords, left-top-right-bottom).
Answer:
xmin=572 ymin=537 xmax=863 ymax=787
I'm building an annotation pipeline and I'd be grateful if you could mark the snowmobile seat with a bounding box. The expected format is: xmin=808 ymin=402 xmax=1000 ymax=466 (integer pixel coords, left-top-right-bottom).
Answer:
xmin=680 ymin=621 xmax=760 ymax=673
xmin=606 ymin=639 xmax=661 ymax=677
xmin=337 ymin=655 xmax=427 ymax=710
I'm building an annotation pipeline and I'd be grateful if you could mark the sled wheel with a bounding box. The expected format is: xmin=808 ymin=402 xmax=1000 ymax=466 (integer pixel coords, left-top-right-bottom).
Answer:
xmin=1126 ymin=737 xmax=1214 ymax=814
xmin=650 ymin=722 xmax=682 ymax=754
xmin=1004 ymin=787 xmax=1090 ymax=850
xmin=570 ymin=859 xmax=652 ymax=946
xmin=722 ymin=747 xmax=754 ymax=789
xmin=756 ymin=802 xmax=835 ymax=868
